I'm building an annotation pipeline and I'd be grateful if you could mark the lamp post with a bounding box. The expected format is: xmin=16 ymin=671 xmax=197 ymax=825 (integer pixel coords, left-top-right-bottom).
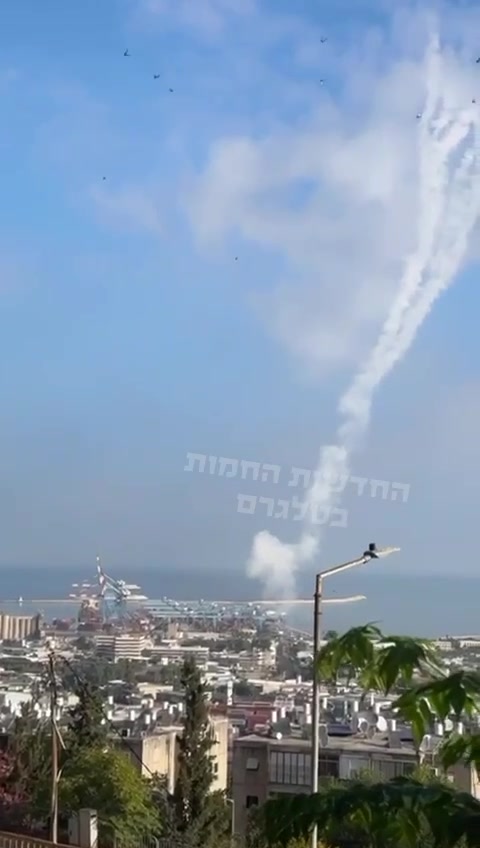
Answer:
xmin=310 ymin=542 xmax=400 ymax=848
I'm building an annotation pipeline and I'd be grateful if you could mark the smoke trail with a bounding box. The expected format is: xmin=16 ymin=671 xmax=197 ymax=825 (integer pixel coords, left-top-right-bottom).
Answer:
xmin=303 ymin=108 xmax=480 ymax=537
xmin=247 ymin=35 xmax=480 ymax=597
xmin=340 ymin=116 xmax=475 ymax=420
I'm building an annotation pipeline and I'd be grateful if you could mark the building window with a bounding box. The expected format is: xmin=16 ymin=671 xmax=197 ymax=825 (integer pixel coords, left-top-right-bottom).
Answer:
xmin=269 ymin=751 xmax=312 ymax=786
xmin=318 ymin=754 xmax=339 ymax=779
xmin=373 ymin=759 xmax=415 ymax=780
xmin=246 ymin=795 xmax=259 ymax=808
xmin=246 ymin=757 xmax=259 ymax=771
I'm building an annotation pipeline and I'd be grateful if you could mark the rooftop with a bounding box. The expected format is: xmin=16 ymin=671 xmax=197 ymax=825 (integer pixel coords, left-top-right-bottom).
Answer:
xmin=235 ymin=732 xmax=416 ymax=758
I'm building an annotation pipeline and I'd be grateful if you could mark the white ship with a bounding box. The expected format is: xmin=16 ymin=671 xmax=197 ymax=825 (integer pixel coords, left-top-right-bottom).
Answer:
xmin=117 ymin=581 xmax=148 ymax=601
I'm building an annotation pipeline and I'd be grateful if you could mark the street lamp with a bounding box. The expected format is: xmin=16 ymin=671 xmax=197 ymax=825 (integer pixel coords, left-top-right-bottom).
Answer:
xmin=310 ymin=542 xmax=400 ymax=848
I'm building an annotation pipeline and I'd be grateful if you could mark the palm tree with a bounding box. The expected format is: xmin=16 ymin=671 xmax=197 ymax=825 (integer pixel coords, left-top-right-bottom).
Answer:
xmin=261 ymin=623 xmax=480 ymax=848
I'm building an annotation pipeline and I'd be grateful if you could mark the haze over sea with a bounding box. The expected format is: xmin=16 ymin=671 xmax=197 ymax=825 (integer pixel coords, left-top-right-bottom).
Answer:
xmin=0 ymin=567 xmax=476 ymax=638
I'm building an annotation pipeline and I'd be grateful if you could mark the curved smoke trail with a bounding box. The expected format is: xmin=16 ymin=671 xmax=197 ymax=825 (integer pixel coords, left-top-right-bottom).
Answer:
xmin=247 ymin=35 xmax=480 ymax=598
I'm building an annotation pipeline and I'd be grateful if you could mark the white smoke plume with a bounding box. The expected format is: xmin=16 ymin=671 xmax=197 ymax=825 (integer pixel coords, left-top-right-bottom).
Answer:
xmin=247 ymin=32 xmax=480 ymax=598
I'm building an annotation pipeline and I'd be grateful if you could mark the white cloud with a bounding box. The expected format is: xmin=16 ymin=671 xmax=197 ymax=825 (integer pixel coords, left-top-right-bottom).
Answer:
xmin=135 ymin=0 xmax=256 ymax=37
xmin=183 ymin=4 xmax=480 ymax=375
xmin=89 ymin=184 xmax=163 ymax=236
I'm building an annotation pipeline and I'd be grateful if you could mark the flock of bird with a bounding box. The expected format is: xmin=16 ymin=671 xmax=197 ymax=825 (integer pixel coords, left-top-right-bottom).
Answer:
xmin=415 ymin=56 xmax=480 ymax=119
xmin=101 ymin=48 xmax=176 ymax=183
xmin=119 ymin=42 xmax=480 ymax=124
xmin=112 ymin=44 xmax=480 ymax=187
xmin=122 ymin=48 xmax=173 ymax=90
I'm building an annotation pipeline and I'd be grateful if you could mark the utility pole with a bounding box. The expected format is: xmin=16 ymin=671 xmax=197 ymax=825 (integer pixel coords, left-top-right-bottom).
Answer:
xmin=48 ymin=652 xmax=59 ymax=844
xmin=310 ymin=573 xmax=322 ymax=848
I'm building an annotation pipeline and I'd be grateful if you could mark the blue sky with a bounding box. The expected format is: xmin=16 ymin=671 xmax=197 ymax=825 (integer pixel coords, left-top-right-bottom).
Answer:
xmin=1 ymin=0 xmax=480 ymax=583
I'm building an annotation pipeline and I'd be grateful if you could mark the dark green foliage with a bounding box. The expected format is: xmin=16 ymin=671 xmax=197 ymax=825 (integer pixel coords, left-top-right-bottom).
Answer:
xmin=173 ymin=658 xmax=215 ymax=827
xmin=67 ymin=682 xmax=108 ymax=751
xmin=262 ymin=779 xmax=480 ymax=848
xmin=59 ymin=747 xmax=160 ymax=847
xmin=170 ymin=657 xmax=231 ymax=848
xmin=6 ymin=705 xmax=51 ymax=825
xmin=59 ymin=657 xmax=144 ymax=689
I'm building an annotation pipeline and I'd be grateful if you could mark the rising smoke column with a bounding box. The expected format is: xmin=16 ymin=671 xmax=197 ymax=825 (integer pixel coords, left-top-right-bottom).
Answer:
xmin=247 ymin=33 xmax=480 ymax=598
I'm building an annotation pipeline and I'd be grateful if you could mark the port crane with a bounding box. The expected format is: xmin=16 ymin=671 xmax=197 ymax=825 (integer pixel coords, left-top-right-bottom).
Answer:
xmin=96 ymin=556 xmax=132 ymax=622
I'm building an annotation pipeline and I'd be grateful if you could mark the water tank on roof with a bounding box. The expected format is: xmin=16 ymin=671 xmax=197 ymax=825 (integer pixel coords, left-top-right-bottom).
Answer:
xmin=376 ymin=715 xmax=388 ymax=733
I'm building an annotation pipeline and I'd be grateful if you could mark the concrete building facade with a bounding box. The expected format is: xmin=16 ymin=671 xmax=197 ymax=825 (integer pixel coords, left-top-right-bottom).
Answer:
xmin=232 ymin=734 xmax=418 ymax=837
xmin=120 ymin=715 xmax=229 ymax=794
xmin=95 ymin=634 xmax=145 ymax=661
xmin=232 ymin=732 xmax=480 ymax=837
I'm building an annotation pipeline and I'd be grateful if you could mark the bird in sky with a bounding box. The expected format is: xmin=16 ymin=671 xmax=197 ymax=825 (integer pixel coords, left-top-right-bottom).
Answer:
xmin=154 ymin=74 xmax=160 ymax=79
xmin=476 ymin=57 xmax=480 ymax=63
xmin=416 ymin=113 xmax=422 ymax=119
xmin=124 ymin=49 xmax=130 ymax=57
xmin=102 ymin=176 xmax=106 ymax=181
xmin=169 ymin=88 xmax=174 ymax=93
xmin=320 ymin=37 xmax=328 ymax=43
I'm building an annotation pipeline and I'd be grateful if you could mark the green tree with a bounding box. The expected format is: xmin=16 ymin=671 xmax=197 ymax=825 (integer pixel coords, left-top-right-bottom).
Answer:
xmin=115 ymin=658 xmax=138 ymax=685
xmin=172 ymin=657 xmax=230 ymax=847
xmin=6 ymin=705 xmax=51 ymax=826
xmin=59 ymin=747 xmax=160 ymax=847
xmin=233 ymin=680 xmax=259 ymax=699
xmin=67 ymin=682 xmax=108 ymax=751
xmin=0 ymin=706 xmax=51 ymax=833
xmin=74 ymin=635 xmax=93 ymax=651
xmin=262 ymin=623 xmax=480 ymax=848
xmin=324 ymin=630 xmax=338 ymax=642
xmin=174 ymin=658 xmax=215 ymax=825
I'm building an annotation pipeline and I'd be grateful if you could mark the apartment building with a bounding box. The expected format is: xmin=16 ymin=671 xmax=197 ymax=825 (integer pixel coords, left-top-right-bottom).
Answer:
xmin=147 ymin=643 xmax=209 ymax=665
xmin=232 ymin=730 xmax=480 ymax=837
xmin=95 ymin=634 xmax=145 ymax=661
xmin=120 ymin=715 xmax=229 ymax=793
xmin=232 ymin=733 xmax=417 ymax=836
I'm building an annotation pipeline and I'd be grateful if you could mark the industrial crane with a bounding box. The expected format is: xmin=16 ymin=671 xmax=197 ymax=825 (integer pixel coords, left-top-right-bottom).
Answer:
xmin=96 ymin=556 xmax=131 ymax=622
